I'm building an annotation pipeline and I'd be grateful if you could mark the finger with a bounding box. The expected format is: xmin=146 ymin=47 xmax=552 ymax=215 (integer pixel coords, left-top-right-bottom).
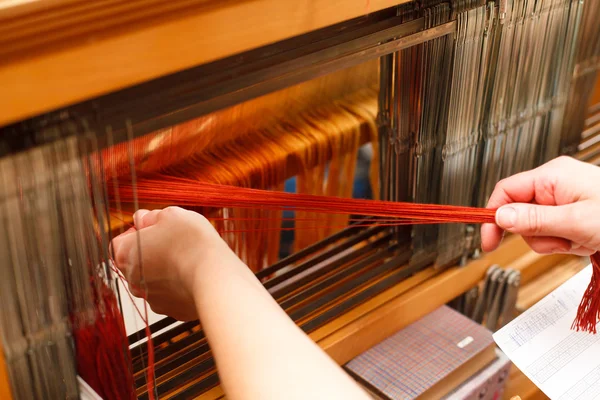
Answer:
xmin=113 ymin=223 xmax=165 ymax=285
xmin=122 ymin=226 xmax=137 ymax=235
xmin=109 ymin=226 xmax=136 ymax=255
xmin=129 ymin=283 xmax=146 ymax=299
xmin=495 ymin=203 xmax=582 ymax=240
xmin=487 ymin=156 xmax=587 ymax=210
xmin=481 ymin=223 xmax=504 ymax=252
xmin=486 ymin=169 xmax=540 ymax=210
xmin=570 ymin=244 xmax=597 ymax=257
xmin=114 ymin=209 xmax=158 ymax=263
xmin=111 ymin=231 xmax=137 ymax=273
xmin=522 ymin=236 xmax=571 ymax=254
xmin=571 ymin=247 xmax=596 ymax=257
xmin=133 ymin=209 xmax=149 ymax=227
xmin=134 ymin=209 xmax=162 ymax=230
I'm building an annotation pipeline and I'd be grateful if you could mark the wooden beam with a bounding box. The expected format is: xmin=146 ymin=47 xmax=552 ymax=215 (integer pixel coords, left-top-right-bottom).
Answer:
xmin=516 ymin=257 xmax=587 ymax=312
xmin=317 ymin=235 xmax=528 ymax=365
xmin=506 ymin=251 xmax=571 ymax=286
xmin=309 ymin=267 xmax=440 ymax=342
xmin=504 ymin=365 xmax=549 ymax=400
xmin=318 ymin=262 xmax=488 ymax=364
xmin=590 ymin=74 xmax=600 ymax=107
xmin=0 ymin=0 xmax=406 ymax=127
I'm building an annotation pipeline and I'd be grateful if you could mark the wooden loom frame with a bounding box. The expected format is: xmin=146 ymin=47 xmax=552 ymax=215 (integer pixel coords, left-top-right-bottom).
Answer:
xmin=1 ymin=1 xmax=600 ymax=399
xmin=0 ymin=0 xmax=410 ymax=127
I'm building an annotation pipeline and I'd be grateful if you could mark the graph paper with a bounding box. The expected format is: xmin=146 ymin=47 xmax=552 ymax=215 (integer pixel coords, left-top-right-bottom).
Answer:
xmin=346 ymin=305 xmax=494 ymax=399
xmin=494 ymin=263 xmax=600 ymax=400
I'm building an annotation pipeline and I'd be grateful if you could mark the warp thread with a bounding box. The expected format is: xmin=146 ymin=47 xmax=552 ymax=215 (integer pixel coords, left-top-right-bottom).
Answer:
xmin=111 ymin=178 xmax=600 ymax=334
xmin=72 ymin=282 xmax=136 ymax=400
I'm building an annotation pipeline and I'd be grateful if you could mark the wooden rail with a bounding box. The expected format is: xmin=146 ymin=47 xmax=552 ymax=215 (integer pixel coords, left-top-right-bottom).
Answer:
xmin=0 ymin=0 xmax=407 ymax=127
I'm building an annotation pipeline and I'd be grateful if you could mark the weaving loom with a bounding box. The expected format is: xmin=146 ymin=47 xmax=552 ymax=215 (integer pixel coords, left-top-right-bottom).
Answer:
xmin=1 ymin=0 xmax=600 ymax=399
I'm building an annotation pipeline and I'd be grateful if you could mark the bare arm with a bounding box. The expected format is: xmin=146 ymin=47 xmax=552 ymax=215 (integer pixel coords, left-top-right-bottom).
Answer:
xmin=111 ymin=207 xmax=369 ymax=400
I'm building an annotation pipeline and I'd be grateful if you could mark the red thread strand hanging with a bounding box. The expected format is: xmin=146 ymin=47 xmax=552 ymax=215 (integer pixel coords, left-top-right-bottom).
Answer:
xmin=572 ymin=254 xmax=600 ymax=334
xmin=72 ymin=282 xmax=136 ymax=400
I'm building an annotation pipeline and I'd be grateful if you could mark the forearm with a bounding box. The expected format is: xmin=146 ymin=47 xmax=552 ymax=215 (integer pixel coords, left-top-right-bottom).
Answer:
xmin=192 ymin=253 xmax=369 ymax=400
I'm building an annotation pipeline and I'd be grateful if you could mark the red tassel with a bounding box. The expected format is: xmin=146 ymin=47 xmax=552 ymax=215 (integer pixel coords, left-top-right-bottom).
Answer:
xmin=572 ymin=253 xmax=600 ymax=334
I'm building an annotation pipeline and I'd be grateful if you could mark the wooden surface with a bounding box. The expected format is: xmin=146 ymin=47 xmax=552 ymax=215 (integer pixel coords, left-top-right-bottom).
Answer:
xmin=0 ymin=0 xmax=407 ymax=127
xmin=309 ymin=267 xmax=440 ymax=342
xmin=516 ymin=257 xmax=587 ymax=312
xmin=504 ymin=366 xmax=549 ymax=400
xmin=505 ymin=251 xmax=571 ymax=286
xmin=319 ymin=236 xmax=527 ymax=365
xmin=590 ymin=75 xmax=600 ymax=106
xmin=426 ymin=345 xmax=497 ymax=399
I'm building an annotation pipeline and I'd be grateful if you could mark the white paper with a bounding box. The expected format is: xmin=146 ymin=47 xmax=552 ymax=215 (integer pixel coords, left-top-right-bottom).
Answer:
xmin=117 ymin=277 xmax=183 ymax=347
xmin=78 ymin=376 xmax=102 ymax=400
xmin=493 ymin=263 xmax=600 ymax=400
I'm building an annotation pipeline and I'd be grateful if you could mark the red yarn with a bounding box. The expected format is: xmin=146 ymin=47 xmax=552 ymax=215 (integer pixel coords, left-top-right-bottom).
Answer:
xmin=72 ymin=282 xmax=136 ymax=400
xmin=113 ymin=176 xmax=497 ymax=225
xmin=112 ymin=177 xmax=600 ymax=334
xmin=572 ymin=253 xmax=600 ymax=334
xmin=109 ymin=262 xmax=156 ymax=400
xmin=141 ymin=293 xmax=156 ymax=399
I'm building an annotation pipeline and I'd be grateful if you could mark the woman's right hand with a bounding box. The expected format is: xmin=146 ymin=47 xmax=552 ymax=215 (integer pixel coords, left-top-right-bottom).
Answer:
xmin=110 ymin=206 xmax=246 ymax=320
xmin=481 ymin=156 xmax=600 ymax=256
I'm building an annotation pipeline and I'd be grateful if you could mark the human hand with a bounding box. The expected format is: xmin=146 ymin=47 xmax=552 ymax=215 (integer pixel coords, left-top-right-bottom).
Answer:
xmin=481 ymin=156 xmax=600 ymax=256
xmin=111 ymin=206 xmax=239 ymax=320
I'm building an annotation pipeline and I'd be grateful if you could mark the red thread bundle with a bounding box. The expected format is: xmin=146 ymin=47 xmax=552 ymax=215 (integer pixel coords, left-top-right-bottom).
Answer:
xmin=111 ymin=176 xmax=600 ymax=334
xmin=72 ymin=282 xmax=136 ymax=400
xmin=572 ymin=254 xmax=600 ymax=334
xmin=114 ymin=175 xmax=498 ymax=224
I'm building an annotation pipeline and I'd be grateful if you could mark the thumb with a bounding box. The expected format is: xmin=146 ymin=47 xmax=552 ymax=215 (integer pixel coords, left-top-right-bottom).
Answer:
xmin=111 ymin=229 xmax=137 ymax=276
xmin=111 ymin=225 xmax=158 ymax=284
xmin=495 ymin=203 xmax=575 ymax=239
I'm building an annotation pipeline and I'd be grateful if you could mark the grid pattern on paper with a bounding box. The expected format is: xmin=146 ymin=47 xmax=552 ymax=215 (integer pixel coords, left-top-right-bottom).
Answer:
xmin=528 ymin=330 xmax=600 ymax=384
xmin=499 ymin=297 xmax=572 ymax=353
xmin=559 ymin=364 xmax=600 ymax=400
xmin=494 ymin=273 xmax=589 ymax=355
xmin=345 ymin=306 xmax=494 ymax=399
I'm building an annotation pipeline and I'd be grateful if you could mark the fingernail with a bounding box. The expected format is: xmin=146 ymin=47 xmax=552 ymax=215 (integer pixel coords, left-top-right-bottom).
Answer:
xmin=496 ymin=206 xmax=516 ymax=229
